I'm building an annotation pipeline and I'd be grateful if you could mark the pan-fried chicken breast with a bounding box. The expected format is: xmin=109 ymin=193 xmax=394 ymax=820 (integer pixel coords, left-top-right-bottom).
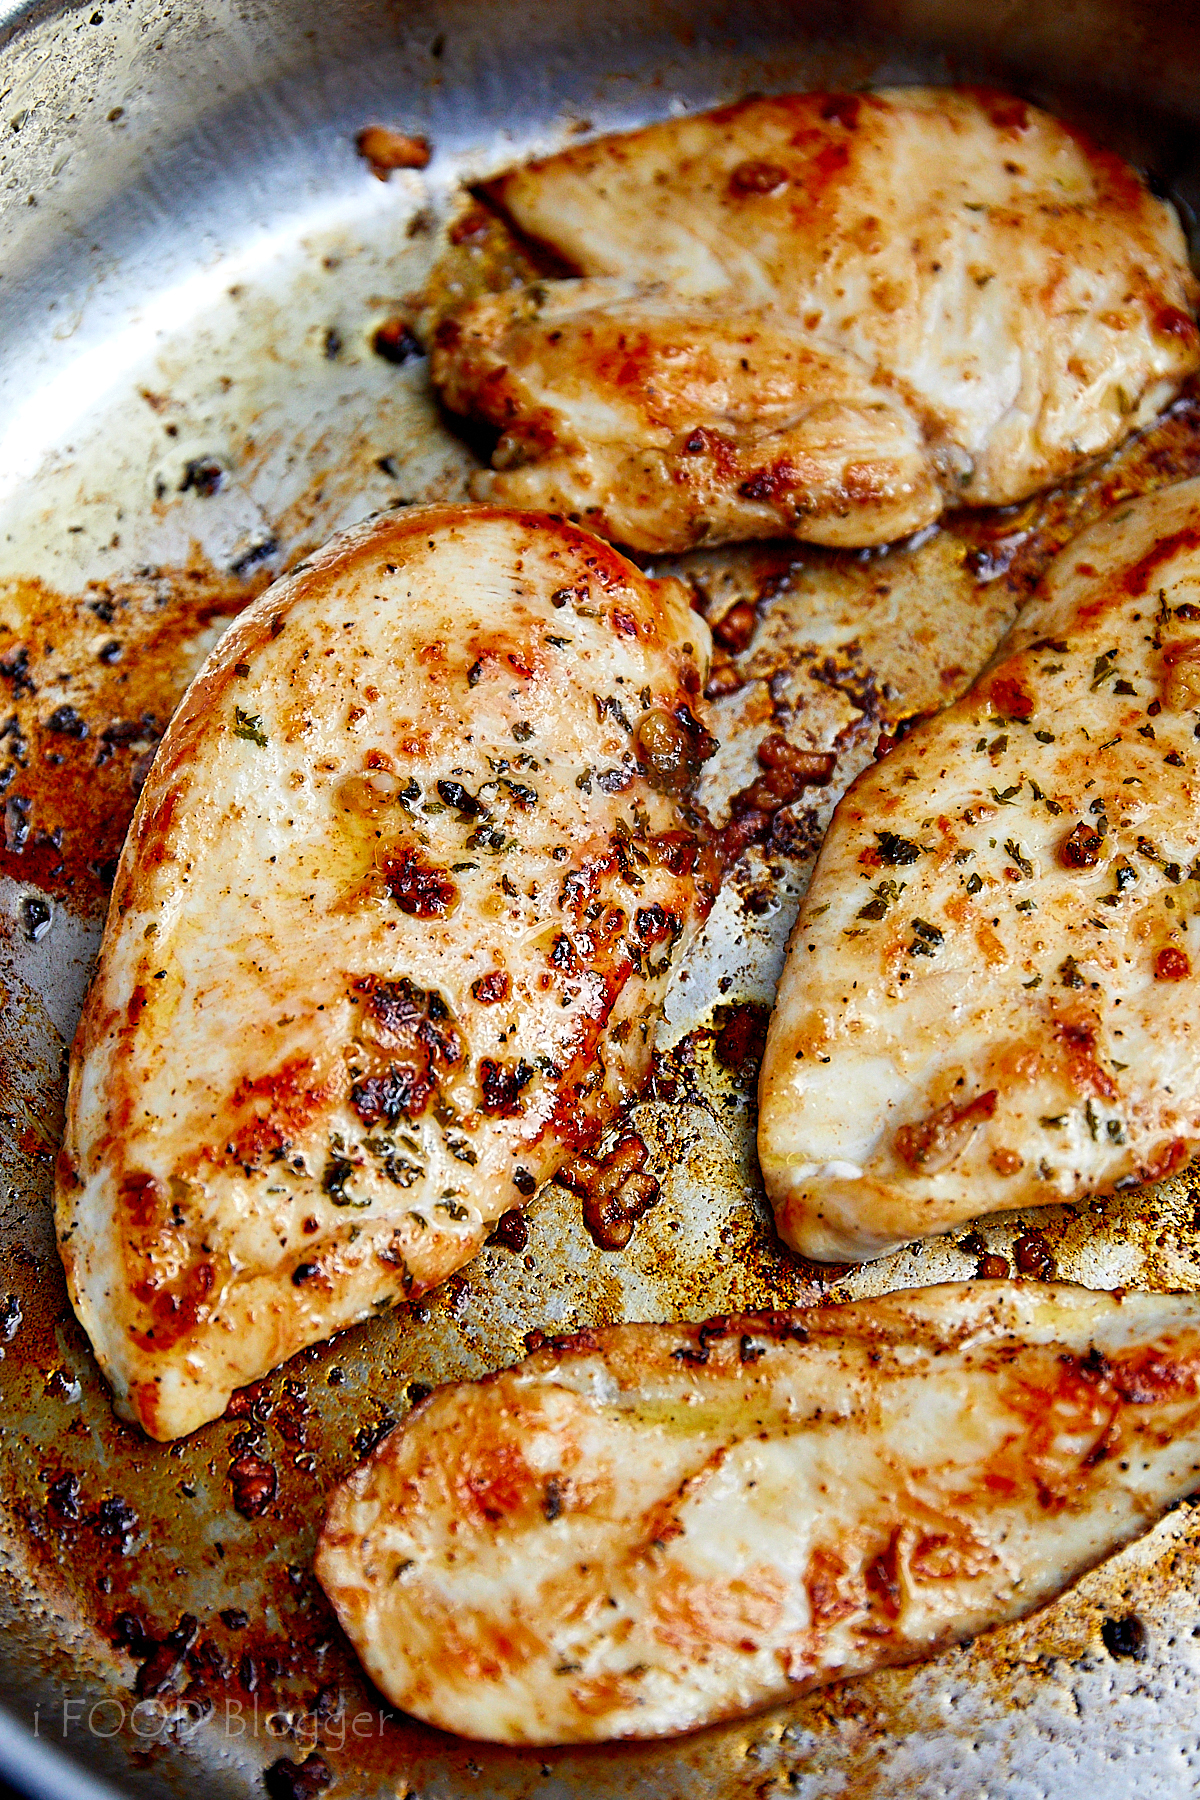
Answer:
xmin=55 ymin=506 xmax=718 ymax=1440
xmin=760 ymin=475 xmax=1200 ymax=1263
xmin=431 ymin=88 xmax=1199 ymax=553
xmin=316 ymin=1282 xmax=1200 ymax=1744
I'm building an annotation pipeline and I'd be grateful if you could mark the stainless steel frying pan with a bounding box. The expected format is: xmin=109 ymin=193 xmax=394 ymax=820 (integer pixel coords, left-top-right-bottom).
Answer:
xmin=6 ymin=3 xmax=1200 ymax=1796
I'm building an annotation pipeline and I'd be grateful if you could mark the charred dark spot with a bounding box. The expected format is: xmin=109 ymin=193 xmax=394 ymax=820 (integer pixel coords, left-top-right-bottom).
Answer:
xmin=713 ymin=1001 xmax=769 ymax=1072
xmin=559 ymin=1135 xmax=660 ymax=1251
xmin=729 ymin=734 xmax=835 ymax=825
xmin=819 ymin=92 xmax=862 ymax=127
xmin=230 ymin=537 xmax=278 ymax=578
xmin=351 ymin=1065 xmax=428 ymax=1127
xmin=20 ymin=894 xmax=51 ymax=942
xmin=488 ymin=1208 xmax=528 ymax=1252
xmin=112 ymin=1610 xmax=154 ymax=1656
xmin=353 ymin=1415 xmax=397 ymax=1460
xmin=382 ymin=846 xmax=457 ymax=917
xmin=96 ymin=1495 xmax=139 ymax=1552
xmin=634 ymin=902 xmax=675 ymax=944
xmin=471 ymin=968 xmax=510 ymax=1004
xmin=46 ymin=705 xmax=88 ymax=739
xmin=373 ymin=317 xmax=424 ymax=364
xmin=542 ymin=1476 xmax=564 ymax=1521
xmin=263 ymin=1752 xmax=332 ymax=1800
xmin=864 ymin=1531 xmax=903 ymax=1619
xmin=1153 ymin=305 xmax=1198 ymax=346
xmin=47 ymin=1471 xmax=81 ymax=1524
xmin=179 ymin=457 xmax=224 ymax=498
xmin=0 ymin=645 xmax=35 ymax=698
xmin=479 ymin=1056 xmax=534 ymax=1116
xmin=224 ymin=1380 xmax=271 ymax=1423
xmin=1060 ymin=820 xmax=1103 ymax=868
xmin=1101 ymin=1614 xmax=1148 ymax=1661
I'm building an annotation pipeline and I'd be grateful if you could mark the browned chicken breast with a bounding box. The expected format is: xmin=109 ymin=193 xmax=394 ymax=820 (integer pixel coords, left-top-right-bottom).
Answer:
xmin=316 ymin=1282 xmax=1200 ymax=1744
xmin=759 ymin=475 xmax=1200 ymax=1263
xmin=55 ymin=507 xmax=718 ymax=1440
xmin=431 ymin=88 xmax=1200 ymax=553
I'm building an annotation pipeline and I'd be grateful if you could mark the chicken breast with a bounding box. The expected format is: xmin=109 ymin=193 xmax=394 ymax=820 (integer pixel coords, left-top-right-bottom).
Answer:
xmin=430 ymin=88 xmax=1200 ymax=554
xmin=315 ymin=1281 xmax=1200 ymax=1744
xmin=55 ymin=506 xmax=718 ymax=1440
xmin=759 ymin=475 xmax=1200 ymax=1263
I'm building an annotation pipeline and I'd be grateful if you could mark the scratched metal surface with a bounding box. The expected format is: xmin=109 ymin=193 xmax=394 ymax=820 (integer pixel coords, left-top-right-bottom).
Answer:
xmin=7 ymin=2 xmax=1200 ymax=1796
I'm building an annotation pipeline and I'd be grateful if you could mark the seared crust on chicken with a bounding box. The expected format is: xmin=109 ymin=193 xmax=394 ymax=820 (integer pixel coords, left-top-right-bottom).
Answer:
xmin=55 ymin=507 xmax=717 ymax=1440
xmin=431 ymin=88 xmax=1199 ymax=553
xmin=760 ymin=475 xmax=1200 ymax=1263
xmin=316 ymin=1282 xmax=1200 ymax=1744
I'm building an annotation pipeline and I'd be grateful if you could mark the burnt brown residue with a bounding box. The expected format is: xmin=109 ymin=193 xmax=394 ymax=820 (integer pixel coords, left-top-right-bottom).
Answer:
xmin=720 ymin=733 xmax=836 ymax=865
xmin=632 ymin=705 xmax=718 ymax=794
xmin=713 ymin=1001 xmax=769 ymax=1075
xmin=350 ymin=977 xmax=462 ymax=1126
xmin=556 ymin=1133 xmax=660 ymax=1251
xmin=44 ymin=1470 xmax=140 ymax=1552
xmin=132 ymin=1613 xmax=199 ymax=1700
xmin=710 ymin=599 xmax=758 ymax=654
xmin=738 ymin=734 xmax=836 ymax=810
xmin=179 ymin=457 xmax=224 ymax=499
xmin=381 ymin=845 xmax=458 ymax=917
xmin=229 ymin=1451 xmax=277 ymax=1519
xmin=225 ymin=1380 xmax=272 ymax=1424
xmin=0 ymin=562 xmax=272 ymax=905
xmin=1060 ymin=820 xmax=1103 ymax=868
xmin=96 ymin=1496 xmax=139 ymax=1553
xmin=372 ymin=316 xmax=424 ymax=365
xmin=263 ymin=1752 xmax=332 ymax=1800
xmin=47 ymin=1471 xmax=82 ymax=1524
xmin=487 ymin=1208 xmax=528 ymax=1252
xmin=1101 ymin=1613 xmax=1148 ymax=1661
xmin=355 ymin=125 xmax=431 ymax=178
xmin=1012 ymin=1229 xmax=1057 ymax=1280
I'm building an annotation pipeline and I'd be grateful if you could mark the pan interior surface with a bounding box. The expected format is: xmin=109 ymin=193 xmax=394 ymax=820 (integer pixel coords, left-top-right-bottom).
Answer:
xmin=5 ymin=2 xmax=1200 ymax=1796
